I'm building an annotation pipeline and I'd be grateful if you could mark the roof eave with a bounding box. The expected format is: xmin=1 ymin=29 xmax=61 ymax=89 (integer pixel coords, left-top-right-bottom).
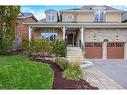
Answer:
xmin=23 ymin=22 xmax=127 ymax=28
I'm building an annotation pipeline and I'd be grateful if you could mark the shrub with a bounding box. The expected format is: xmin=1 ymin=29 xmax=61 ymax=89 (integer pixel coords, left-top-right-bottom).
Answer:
xmin=62 ymin=64 xmax=83 ymax=80
xmin=42 ymin=40 xmax=54 ymax=56
xmin=21 ymin=39 xmax=67 ymax=57
xmin=21 ymin=39 xmax=54 ymax=56
xmin=55 ymin=57 xmax=69 ymax=70
xmin=29 ymin=39 xmax=42 ymax=55
xmin=54 ymin=40 xmax=66 ymax=57
xmin=21 ymin=39 xmax=29 ymax=50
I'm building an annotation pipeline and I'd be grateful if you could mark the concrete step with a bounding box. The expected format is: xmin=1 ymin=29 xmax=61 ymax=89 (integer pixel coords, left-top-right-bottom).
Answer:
xmin=67 ymin=53 xmax=83 ymax=55
xmin=66 ymin=47 xmax=84 ymax=62
xmin=66 ymin=55 xmax=83 ymax=58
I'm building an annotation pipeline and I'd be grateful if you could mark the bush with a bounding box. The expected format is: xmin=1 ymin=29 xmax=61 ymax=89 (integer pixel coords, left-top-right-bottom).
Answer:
xmin=21 ymin=39 xmax=54 ymax=56
xmin=22 ymin=39 xmax=67 ymax=57
xmin=21 ymin=39 xmax=29 ymax=50
xmin=54 ymin=40 xmax=66 ymax=57
xmin=55 ymin=57 xmax=69 ymax=70
xmin=62 ymin=64 xmax=83 ymax=80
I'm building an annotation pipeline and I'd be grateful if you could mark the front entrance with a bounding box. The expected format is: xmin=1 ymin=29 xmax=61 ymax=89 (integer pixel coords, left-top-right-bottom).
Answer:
xmin=67 ymin=34 xmax=73 ymax=46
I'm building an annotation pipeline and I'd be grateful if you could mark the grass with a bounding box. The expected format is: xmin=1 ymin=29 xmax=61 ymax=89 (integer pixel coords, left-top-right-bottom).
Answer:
xmin=0 ymin=55 xmax=54 ymax=89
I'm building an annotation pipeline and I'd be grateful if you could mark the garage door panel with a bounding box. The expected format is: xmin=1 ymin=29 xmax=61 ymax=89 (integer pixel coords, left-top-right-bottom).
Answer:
xmin=107 ymin=42 xmax=124 ymax=59
xmin=85 ymin=47 xmax=102 ymax=59
xmin=85 ymin=42 xmax=102 ymax=59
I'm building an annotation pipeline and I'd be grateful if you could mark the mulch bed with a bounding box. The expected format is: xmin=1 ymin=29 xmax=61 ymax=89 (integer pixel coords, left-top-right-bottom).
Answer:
xmin=29 ymin=55 xmax=99 ymax=89
xmin=0 ymin=49 xmax=24 ymax=56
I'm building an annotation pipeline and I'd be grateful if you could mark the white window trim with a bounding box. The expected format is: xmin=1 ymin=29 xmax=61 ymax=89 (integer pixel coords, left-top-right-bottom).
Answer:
xmin=41 ymin=29 xmax=58 ymax=41
xmin=47 ymin=12 xmax=56 ymax=22
xmin=95 ymin=8 xmax=105 ymax=22
xmin=67 ymin=15 xmax=73 ymax=21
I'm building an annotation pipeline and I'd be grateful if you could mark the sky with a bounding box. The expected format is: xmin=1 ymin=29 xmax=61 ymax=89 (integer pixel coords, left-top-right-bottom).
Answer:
xmin=21 ymin=5 xmax=127 ymax=21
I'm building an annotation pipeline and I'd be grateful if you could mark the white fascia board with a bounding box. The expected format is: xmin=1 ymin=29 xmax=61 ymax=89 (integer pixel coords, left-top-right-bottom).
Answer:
xmin=23 ymin=22 xmax=127 ymax=28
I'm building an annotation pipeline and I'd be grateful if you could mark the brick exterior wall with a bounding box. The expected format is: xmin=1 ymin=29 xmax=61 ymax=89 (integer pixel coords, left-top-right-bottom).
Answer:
xmin=16 ymin=17 xmax=37 ymax=39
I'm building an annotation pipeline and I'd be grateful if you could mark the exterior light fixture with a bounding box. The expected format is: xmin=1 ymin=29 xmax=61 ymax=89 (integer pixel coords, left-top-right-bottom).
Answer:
xmin=116 ymin=35 xmax=119 ymax=40
xmin=93 ymin=35 xmax=96 ymax=40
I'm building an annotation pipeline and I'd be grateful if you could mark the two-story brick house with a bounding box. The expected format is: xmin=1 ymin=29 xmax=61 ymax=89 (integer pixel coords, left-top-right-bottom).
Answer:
xmin=24 ymin=5 xmax=127 ymax=60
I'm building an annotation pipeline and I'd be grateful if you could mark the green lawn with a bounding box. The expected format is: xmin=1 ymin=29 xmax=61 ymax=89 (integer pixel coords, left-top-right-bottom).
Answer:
xmin=0 ymin=55 xmax=54 ymax=89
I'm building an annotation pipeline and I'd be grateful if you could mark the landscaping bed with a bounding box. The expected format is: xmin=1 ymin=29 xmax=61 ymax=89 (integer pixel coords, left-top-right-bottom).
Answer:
xmin=29 ymin=55 xmax=98 ymax=89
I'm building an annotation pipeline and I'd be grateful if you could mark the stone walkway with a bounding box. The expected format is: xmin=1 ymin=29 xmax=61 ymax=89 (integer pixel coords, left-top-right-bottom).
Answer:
xmin=83 ymin=67 xmax=124 ymax=89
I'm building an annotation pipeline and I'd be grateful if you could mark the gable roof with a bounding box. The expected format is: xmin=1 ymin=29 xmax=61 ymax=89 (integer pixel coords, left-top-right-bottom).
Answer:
xmin=60 ymin=5 xmax=123 ymax=12
xmin=37 ymin=18 xmax=46 ymax=23
xmin=17 ymin=12 xmax=38 ymax=21
xmin=122 ymin=11 xmax=127 ymax=22
xmin=80 ymin=5 xmax=121 ymax=11
xmin=17 ymin=12 xmax=33 ymax=19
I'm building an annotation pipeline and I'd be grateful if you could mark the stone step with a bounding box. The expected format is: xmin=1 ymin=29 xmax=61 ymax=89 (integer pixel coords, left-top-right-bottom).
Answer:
xmin=67 ymin=58 xmax=84 ymax=60
xmin=67 ymin=53 xmax=83 ymax=55
xmin=67 ymin=51 xmax=83 ymax=54
xmin=67 ymin=55 xmax=83 ymax=58
xmin=67 ymin=47 xmax=84 ymax=62
xmin=67 ymin=49 xmax=82 ymax=50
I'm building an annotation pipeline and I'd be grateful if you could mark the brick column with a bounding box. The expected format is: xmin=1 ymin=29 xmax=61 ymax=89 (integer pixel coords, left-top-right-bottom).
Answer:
xmin=103 ymin=42 xmax=107 ymax=60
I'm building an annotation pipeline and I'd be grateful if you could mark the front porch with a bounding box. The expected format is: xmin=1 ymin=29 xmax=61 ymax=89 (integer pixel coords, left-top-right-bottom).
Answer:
xmin=28 ymin=26 xmax=85 ymax=47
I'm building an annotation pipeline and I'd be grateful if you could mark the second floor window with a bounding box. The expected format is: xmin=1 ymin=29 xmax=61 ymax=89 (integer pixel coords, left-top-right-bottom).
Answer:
xmin=95 ymin=9 xmax=105 ymax=22
xmin=47 ymin=13 xmax=55 ymax=22
xmin=67 ymin=15 xmax=73 ymax=21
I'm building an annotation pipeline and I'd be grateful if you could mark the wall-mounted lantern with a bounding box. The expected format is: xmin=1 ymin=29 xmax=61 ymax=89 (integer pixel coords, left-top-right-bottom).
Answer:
xmin=116 ymin=35 xmax=119 ymax=40
xmin=93 ymin=35 xmax=96 ymax=40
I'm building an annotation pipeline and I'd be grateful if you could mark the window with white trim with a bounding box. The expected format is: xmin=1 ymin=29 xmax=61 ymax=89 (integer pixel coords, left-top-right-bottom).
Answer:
xmin=47 ymin=13 xmax=56 ymax=22
xmin=41 ymin=29 xmax=57 ymax=41
xmin=95 ymin=8 xmax=105 ymax=22
xmin=67 ymin=15 xmax=73 ymax=21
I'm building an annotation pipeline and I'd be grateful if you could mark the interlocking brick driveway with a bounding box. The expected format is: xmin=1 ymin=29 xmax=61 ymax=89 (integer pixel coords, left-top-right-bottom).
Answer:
xmin=84 ymin=67 xmax=124 ymax=89
xmin=89 ymin=59 xmax=127 ymax=89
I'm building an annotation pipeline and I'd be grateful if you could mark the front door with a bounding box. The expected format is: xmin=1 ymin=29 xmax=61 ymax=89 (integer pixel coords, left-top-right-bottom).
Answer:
xmin=67 ymin=34 xmax=73 ymax=46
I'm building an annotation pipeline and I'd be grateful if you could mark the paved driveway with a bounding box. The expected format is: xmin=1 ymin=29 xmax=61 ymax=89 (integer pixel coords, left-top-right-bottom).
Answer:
xmin=89 ymin=59 xmax=127 ymax=89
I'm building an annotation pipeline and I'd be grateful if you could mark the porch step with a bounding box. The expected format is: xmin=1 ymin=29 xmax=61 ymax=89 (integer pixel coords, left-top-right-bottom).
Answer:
xmin=66 ymin=47 xmax=84 ymax=62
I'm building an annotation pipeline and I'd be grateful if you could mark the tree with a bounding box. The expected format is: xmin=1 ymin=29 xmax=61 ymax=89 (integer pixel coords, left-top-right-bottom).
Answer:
xmin=0 ymin=6 xmax=20 ymax=54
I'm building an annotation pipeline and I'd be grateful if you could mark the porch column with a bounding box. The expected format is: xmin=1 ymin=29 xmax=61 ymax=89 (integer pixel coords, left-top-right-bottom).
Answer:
xmin=62 ymin=27 xmax=67 ymax=40
xmin=80 ymin=26 xmax=85 ymax=44
xmin=103 ymin=42 xmax=107 ymax=60
xmin=28 ymin=26 xmax=32 ymax=41
xmin=124 ymin=42 xmax=127 ymax=60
